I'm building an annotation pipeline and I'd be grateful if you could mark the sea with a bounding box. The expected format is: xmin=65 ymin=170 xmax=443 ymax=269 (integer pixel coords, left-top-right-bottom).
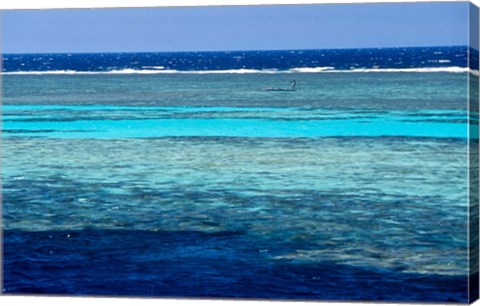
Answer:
xmin=1 ymin=46 xmax=478 ymax=302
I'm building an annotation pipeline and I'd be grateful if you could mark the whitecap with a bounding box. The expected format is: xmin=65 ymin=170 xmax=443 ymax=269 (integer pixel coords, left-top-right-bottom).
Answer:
xmin=2 ymin=66 xmax=471 ymax=75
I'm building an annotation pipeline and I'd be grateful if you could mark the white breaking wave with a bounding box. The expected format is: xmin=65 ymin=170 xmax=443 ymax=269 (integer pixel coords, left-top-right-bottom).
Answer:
xmin=148 ymin=68 xmax=282 ymax=74
xmin=288 ymin=67 xmax=336 ymax=73
xmin=283 ymin=66 xmax=469 ymax=73
xmin=141 ymin=66 xmax=166 ymax=70
xmin=1 ymin=66 xmax=473 ymax=75
xmin=1 ymin=69 xmax=168 ymax=75
xmin=330 ymin=67 xmax=469 ymax=73
xmin=1 ymin=68 xmax=279 ymax=75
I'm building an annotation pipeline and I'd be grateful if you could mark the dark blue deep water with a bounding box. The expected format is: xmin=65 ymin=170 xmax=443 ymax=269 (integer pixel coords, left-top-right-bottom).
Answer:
xmin=3 ymin=228 xmax=468 ymax=301
xmin=1 ymin=46 xmax=471 ymax=73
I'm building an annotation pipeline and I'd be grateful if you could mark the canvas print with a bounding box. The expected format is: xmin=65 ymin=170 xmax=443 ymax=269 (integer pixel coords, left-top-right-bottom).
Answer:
xmin=1 ymin=1 xmax=479 ymax=303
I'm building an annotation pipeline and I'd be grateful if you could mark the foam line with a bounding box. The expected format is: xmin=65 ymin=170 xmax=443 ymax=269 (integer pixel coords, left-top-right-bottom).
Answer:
xmin=1 ymin=66 xmax=471 ymax=75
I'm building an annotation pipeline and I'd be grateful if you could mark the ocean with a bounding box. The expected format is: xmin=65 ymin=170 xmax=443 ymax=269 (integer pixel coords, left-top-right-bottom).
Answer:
xmin=1 ymin=46 xmax=477 ymax=302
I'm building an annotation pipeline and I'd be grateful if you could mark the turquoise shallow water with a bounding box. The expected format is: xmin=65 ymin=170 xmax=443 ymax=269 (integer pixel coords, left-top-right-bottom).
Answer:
xmin=2 ymin=72 xmax=468 ymax=109
xmin=1 ymin=72 xmax=474 ymax=301
xmin=2 ymin=105 xmax=470 ymax=139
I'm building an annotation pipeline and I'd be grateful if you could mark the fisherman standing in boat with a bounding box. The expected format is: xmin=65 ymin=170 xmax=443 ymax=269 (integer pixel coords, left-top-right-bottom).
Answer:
xmin=290 ymin=80 xmax=296 ymax=90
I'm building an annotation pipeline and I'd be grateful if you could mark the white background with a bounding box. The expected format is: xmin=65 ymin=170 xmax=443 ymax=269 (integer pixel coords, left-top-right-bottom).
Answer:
xmin=0 ymin=0 xmax=478 ymax=306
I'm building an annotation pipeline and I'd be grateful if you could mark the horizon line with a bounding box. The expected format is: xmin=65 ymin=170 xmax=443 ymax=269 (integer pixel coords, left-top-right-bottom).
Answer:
xmin=1 ymin=45 xmax=470 ymax=55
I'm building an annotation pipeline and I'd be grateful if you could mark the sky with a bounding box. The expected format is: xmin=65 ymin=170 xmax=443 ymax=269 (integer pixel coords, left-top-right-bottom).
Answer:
xmin=1 ymin=2 xmax=470 ymax=53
